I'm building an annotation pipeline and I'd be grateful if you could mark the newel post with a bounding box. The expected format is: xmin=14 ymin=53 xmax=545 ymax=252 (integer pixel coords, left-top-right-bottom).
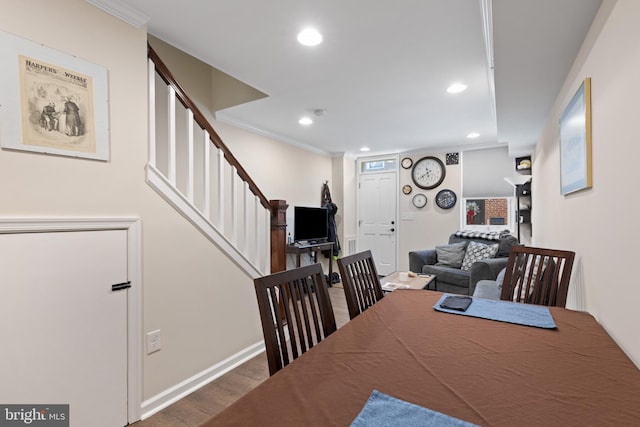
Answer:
xmin=270 ymin=199 xmax=288 ymax=273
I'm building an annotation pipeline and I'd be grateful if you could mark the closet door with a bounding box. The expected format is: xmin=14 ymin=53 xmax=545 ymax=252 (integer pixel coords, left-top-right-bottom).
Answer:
xmin=0 ymin=229 xmax=129 ymax=427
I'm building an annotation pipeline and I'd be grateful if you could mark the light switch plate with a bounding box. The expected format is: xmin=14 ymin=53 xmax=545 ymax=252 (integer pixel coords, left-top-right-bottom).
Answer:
xmin=146 ymin=329 xmax=162 ymax=354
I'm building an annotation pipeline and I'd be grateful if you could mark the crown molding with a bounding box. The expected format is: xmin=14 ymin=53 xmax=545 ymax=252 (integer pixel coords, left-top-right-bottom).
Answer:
xmin=85 ymin=0 xmax=149 ymax=28
xmin=215 ymin=112 xmax=332 ymax=157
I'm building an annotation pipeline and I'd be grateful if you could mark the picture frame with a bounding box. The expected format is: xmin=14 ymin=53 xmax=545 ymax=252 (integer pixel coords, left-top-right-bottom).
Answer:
xmin=0 ymin=31 xmax=109 ymax=161
xmin=462 ymin=197 xmax=514 ymax=232
xmin=559 ymin=78 xmax=592 ymax=195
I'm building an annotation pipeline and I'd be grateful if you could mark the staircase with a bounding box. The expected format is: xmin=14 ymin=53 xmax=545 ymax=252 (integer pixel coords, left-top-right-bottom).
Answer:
xmin=146 ymin=46 xmax=281 ymax=277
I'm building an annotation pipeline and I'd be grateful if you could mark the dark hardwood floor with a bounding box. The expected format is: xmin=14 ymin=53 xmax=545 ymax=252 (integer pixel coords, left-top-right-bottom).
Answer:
xmin=132 ymin=284 xmax=349 ymax=427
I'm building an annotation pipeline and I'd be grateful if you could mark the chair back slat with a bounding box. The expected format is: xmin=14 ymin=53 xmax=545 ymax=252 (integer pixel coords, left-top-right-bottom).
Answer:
xmin=500 ymin=246 xmax=575 ymax=307
xmin=254 ymin=263 xmax=337 ymax=376
xmin=337 ymin=250 xmax=384 ymax=319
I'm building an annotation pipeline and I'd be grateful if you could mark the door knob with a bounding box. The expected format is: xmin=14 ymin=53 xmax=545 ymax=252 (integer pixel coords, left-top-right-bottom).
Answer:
xmin=389 ymin=228 xmax=395 ymax=232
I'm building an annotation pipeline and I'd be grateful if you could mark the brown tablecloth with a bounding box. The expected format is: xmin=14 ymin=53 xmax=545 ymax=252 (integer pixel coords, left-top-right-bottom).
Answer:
xmin=202 ymin=291 xmax=640 ymax=426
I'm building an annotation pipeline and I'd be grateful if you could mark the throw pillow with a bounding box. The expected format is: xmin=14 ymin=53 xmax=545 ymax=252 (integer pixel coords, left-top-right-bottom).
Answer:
xmin=496 ymin=235 xmax=519 ymax=258
xmin=513 ymin=257 xmax=549 ymax=302
xmin=495 ymin=267 xmax=507 ymax=289
xmin=460 ymin=241 xmax=499 ymax=271
xmin=435 ymin=241 xmax=468 ymax=268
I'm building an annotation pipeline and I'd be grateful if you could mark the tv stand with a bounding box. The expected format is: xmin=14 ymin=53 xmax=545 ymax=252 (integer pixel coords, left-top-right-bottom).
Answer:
xmin=286 ymin=241 xmax=334 ymax=286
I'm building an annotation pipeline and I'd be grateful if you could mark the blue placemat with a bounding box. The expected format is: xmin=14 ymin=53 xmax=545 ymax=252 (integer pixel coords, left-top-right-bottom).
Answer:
xmin=351 ymin=390 xmax=479 ymax=427
xmin=434 ymin=294 xmax=556 ymax=329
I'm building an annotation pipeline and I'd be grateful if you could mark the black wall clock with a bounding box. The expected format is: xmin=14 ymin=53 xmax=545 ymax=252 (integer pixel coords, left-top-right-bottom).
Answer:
xmin=401 ymin=157 xmax=413 ymax=169
xmin=435 ymin=189 xmax=457 ymax=209
xmin=411 ymin=156 xmax=445 ymax=190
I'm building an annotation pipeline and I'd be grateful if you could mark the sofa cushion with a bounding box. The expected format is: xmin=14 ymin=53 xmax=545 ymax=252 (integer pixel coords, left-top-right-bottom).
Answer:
xmin=421 ymin=265 xmax=470 ymax=288
xmin=460 ymin=241 xmax=499 ymax=271
xmin=495 ymin=267 xmax=506 ymax=289
xmin=473 ymin=280 xmax=502 ymax=300
xmin=435 ymin=241 xmax=468 ymax=268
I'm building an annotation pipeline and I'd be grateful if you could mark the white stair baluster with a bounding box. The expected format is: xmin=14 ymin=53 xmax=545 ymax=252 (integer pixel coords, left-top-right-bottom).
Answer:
xmin=203 ymin=130 xmax=211 ymax=219
xmin=167 ymin=87 xmax=176 ymax=186
xmin=187 ymin=110 xmax=194 ymax=202
xmin=148 ymin=58 xmax=156 ymax=168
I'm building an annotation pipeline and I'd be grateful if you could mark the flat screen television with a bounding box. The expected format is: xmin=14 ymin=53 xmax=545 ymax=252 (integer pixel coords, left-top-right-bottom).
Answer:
xmin=294 ymin=206 xmax=328 ymax=243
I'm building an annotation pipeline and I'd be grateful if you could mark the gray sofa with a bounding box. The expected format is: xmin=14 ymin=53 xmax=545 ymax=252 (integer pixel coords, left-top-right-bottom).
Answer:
xmin=409 ymin=231 xmax=520 ymax=295
xmin=473 ymin=271 xmax=506 ymax=300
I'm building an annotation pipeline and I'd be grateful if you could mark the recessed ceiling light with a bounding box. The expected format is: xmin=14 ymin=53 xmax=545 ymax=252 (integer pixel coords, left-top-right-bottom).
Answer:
xmin=360 ymin=147 xmax=370 ymax=152
xmin=447 ymin=82 xmax=468 ymax=94
xmin=467 ymin=132 xmax=480 ymax=139
xmin=297 ymin=28 xmax=323 ymax=46
xmin=299 ymin=117 xmax=313 ymax=125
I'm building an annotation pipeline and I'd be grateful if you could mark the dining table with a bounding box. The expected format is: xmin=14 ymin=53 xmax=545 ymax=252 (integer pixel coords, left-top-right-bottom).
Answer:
xmin=202 ymin=290 xmax=640 ymax=426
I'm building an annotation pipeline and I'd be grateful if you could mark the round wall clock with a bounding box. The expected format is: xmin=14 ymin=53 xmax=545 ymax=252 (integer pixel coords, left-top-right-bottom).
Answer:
xmin=435 ymin=189 xmax=457 ymax=209
xmin=411 ymin=156 xmax=446 ymax=190
xmin=401 ymin=157 xmax=413 ymax=169
xmin=412 ymin=193 xmax=428 ymax=208
xmin=402 ymin=184 xmax=412 ymax=195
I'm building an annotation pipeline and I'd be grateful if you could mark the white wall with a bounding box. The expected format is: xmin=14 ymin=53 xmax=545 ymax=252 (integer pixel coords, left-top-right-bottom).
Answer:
xmin=0 ymin=0 xmax=334 ymax=410
xmin=534 ymin=0 xmax=640 ymax=367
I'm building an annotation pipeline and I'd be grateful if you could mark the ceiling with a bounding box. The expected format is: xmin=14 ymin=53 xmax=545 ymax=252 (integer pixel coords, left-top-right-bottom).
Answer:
xmin=89 ymin=0 xmax=601 ymax=157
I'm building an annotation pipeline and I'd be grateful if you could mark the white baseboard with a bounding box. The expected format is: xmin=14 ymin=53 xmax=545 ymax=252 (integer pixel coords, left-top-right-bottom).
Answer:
xmin=140 ymin=341 xmax=265 ymax=420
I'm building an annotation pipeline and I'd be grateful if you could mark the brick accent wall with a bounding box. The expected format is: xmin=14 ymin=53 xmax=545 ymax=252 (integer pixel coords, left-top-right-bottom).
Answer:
xmin=484 ymin=199 xmax=508 ymax=225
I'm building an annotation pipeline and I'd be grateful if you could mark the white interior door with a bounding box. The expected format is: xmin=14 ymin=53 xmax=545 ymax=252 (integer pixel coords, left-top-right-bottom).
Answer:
xmin=0 ymin=229 xmax=129 ymax=427
xmin=358 ymin=171 xmax=397 ymax=275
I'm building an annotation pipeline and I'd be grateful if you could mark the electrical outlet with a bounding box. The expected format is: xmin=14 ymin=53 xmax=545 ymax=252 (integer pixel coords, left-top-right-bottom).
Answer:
xmin=146 ymin=329 xmax=162 ymax=354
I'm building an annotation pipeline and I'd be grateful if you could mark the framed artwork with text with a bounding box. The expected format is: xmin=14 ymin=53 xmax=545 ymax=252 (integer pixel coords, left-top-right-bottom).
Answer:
xmin=0 ymin=31 xmax=109 ymax=161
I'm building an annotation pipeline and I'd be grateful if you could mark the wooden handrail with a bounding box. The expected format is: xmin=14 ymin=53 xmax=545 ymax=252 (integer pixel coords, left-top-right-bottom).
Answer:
xmin=148 ymin=44 xmax=272 ymax=211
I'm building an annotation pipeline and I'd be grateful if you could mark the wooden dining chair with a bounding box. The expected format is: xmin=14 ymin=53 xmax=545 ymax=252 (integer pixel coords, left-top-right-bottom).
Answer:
xmin=500 ymin=246 xmax=576 ymax=307
xmin=337 ymin=250 xmax=384 ymax=320
xmin=254 ymin=263 xmax=337 ymax=376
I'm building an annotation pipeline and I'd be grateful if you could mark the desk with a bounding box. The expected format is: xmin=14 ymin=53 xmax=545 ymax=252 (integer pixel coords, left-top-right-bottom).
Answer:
xmin=286 ymin=242 xmax=334 ymax=285
xmin=203 ymin=291 xmax=640 ymax=426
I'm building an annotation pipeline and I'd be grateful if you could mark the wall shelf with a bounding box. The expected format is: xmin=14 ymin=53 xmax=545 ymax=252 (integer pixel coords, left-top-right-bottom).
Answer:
xmin=507 ymin=157 xmax=532 ymax=242
xmin=515 ymin=156 xmax=532 ymax=175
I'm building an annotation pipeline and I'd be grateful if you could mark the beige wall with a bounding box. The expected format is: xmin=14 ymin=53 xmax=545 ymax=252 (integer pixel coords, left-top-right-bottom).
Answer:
xmin=338 ymin=155 xmax=358 ymax=250
xmin=148 ymin=35 xmax=268 ymax=114
xmin=214 ymin=120 xmax=334 ymax=273
xmin=0 ymin=0 xmax=334 ymax=408
xmin=398 ymin=153 xmax=462 ymax=271
xmin=534 ymin=0 xmax=640 ymax=367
